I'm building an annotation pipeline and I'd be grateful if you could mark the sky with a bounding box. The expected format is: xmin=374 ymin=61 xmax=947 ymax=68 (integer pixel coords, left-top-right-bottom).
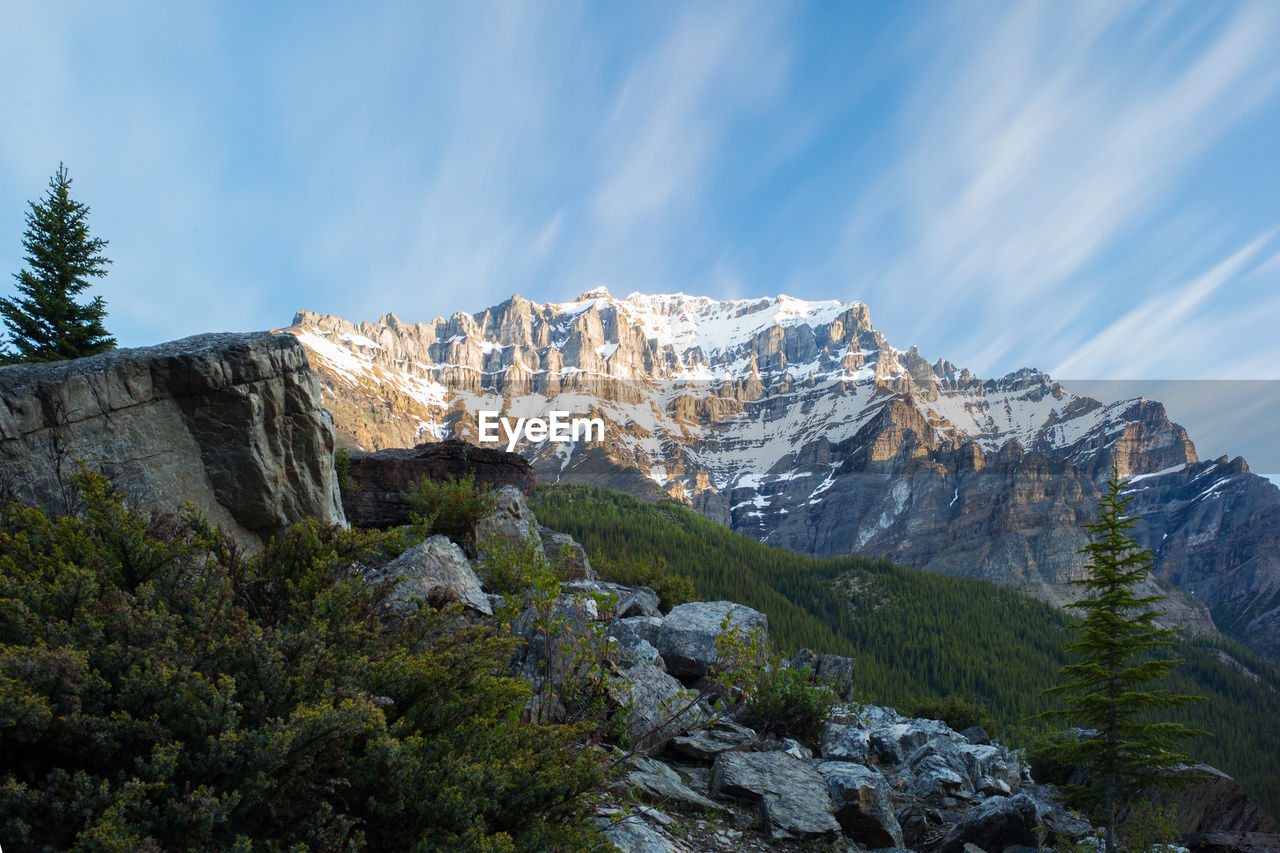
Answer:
xmin=3 ymin=1 xmax=1279 ymax=391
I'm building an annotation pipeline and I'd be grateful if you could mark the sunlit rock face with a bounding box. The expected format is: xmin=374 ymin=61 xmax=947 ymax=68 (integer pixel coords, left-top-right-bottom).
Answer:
xmin=285 ymin=289 xmax=1280 ymax=657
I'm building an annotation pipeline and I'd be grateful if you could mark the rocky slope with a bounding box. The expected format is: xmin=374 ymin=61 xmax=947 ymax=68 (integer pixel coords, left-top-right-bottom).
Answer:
xmin=283 ymin=292 xmax=1280 ymax=657
xmin=370 ymin=479 xmax=1276 ymax=852
xmin=0 ymin=332 xmax=345 ymax=549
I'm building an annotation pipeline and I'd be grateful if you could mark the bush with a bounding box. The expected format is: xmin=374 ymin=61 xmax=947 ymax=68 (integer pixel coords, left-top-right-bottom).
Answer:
xmin=404 ymin=473 xmax=496 ymax=551
xmin=0 ymin=471 xmax=606 ymax=852
xmin=738 ymin=663 xmax=838 ymax=746
xmin=334 ymin=447 xmax=357 ymax=496
xmin=591 ymin=552 xmax=694 ymax=611
xmin=903 ymin=694 xmax=997 ymax=735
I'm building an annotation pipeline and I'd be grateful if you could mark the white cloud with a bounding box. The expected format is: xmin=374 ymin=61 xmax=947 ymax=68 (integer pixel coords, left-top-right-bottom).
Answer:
xmin=836 ymin=1 xmax=1280 ymax=377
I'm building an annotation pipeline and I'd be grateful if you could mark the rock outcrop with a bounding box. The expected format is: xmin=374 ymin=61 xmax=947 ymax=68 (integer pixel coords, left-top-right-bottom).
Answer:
xmin=0 ymin=332 xmax=344 ymax=548
xmin=286 ymin=293 xmax=1280 ymax=659
xmin=341 ymin=439 xmax=535 ymax=528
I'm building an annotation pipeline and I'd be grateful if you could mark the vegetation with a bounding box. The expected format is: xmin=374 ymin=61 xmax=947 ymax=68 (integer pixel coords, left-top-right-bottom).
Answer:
xmin=590 ymin=552 xmax=695 ymax=611
xmin=0 ymin=471 xmax=607 ymax=852
xmin=902 ymin=694 xmax=997 ymax=735
xmin=405 ymin=473 xmax=497 ymax=552
xmin=2 ymin=164 xmax=115 ymax=363
xmin=1037 ymin=472 xmax=1205 ymax=853
xmin=334 ymin=447 xmax=357 ymax=496
xmin=532 ymin=483 xmax=1280 ymax=817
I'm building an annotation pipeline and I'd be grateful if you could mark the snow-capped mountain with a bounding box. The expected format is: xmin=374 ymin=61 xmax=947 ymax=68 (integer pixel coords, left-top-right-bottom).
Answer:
xmin=283 ymin=289 xmax=1280 ymax=659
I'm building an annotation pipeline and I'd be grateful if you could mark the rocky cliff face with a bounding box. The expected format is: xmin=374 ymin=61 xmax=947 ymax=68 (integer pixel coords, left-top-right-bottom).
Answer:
xmin=0 ymin=332 xmax=345 ymax=548
xmin=284 ymin=291 xmax=1280 ymax=657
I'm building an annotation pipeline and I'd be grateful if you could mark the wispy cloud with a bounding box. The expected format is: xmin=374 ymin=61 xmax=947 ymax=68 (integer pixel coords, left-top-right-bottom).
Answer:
xmin=835 ymin=1 xmax=1280 ymax=377
xmin=1052 ymin=231 xmax=1280 ymax=378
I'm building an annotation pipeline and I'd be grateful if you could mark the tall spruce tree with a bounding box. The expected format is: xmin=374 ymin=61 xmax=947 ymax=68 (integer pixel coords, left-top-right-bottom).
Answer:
xmin=2 ymin=163 xmax=115 ymax=363
xmin=1040 ymin=468 xmax=1205 ymax=853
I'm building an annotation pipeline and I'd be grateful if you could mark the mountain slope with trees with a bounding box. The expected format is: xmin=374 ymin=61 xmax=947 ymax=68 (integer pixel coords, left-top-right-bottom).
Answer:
xmin=532 ymin=484 xmax=1280 ymax=818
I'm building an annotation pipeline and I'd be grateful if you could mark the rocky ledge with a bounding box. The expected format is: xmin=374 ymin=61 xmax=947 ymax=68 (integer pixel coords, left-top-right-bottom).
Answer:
xmin=0 ymin=332 xmax=344 ymax=548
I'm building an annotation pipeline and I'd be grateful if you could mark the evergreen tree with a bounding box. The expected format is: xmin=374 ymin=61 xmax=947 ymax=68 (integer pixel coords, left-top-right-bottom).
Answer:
xmin=2 ymin=163 xmax=115 ymax=362
xmin=1039 ymin=468 xmax=1205 ymax=853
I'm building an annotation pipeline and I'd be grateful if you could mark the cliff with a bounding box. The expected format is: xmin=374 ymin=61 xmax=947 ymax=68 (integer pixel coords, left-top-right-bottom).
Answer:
xmin=0 ymin=332 xmax=345 ymax=548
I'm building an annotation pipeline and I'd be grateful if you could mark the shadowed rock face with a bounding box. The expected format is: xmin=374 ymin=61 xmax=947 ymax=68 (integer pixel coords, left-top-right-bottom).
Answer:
xmin=287 ymin=292 xmax=1280 ymax=659
xmin=0 ymin=332 xmax=344 ymax=548
xmin=341 ymin=439 xmax=536 ymax=529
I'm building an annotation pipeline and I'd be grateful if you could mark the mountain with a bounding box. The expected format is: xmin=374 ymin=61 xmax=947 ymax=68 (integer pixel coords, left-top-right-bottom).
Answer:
xmin=282 ymin=290 xmax=1280 ymax=658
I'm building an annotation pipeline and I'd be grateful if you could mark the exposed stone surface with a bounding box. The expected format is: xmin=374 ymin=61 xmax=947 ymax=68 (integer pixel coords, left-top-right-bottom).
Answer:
xmin=657 ymin=601 xmax=768 ymax=680
xmin=817 ymin=761 xmax=903 ymax=848
xmin=367 ymin=535 xmax=491 ymax=616
xmin=1182 ymin=831 xmax=1280 ymax=853
xmin=711 ymin=751 xmax=841 ymax=841
xmin=1145 ymin=764 xmax=1280 ymax=834
xmin=789 ymin=648 xmax=858 ymax=699
xmin=669 ymin=722 xmax=758 ymax=762
xmin=475 ymin=485 xmax=541 ymax=553
xmin=538 ymin=525 xmax=595 ymax=579
xmin=939 ymin=792 xmax=1042 ymax=853
xmin=625 ymin=756 xmax=730 ymax=815
xmin=0 ymin=332 xmax=343 ymax=549
xmin=340 ymin=439 xmax=534 ymax=529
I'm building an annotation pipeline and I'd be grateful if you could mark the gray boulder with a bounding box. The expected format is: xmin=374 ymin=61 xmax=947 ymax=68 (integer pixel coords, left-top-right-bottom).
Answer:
xmin=475 ymin=486 xmax=540 ymax=552
xmin=907 ymin=738 xmax=974 ymax=800
xmin=939 ymin=792 xmax=1042 ymax=853
xmin=367 ymin=535 xmax=491 ymax=617
xmin=618 ymin=586 xmax=662 ymax=618
xmin=821 ymin=723 xmax=871 ymax=763
xmin=599 ymin=813 xmax=686 ymax=853
xmin=711 ymin=751 xmax=840 ymax=841
xmin=817 ymin=761 xmax=904 ymax=848
xmin=669 ymin=721 xmax=758 ymax=762
xmin=538 ymin=526 xmax=595 ymax=580
xmin=657 ymin=601 xmax=768 ymax=680
xmin=0 ymin=332 xmax=344 ymax=550
xmin=609 ymin=615 xmax=665 ymax=650
xmin=790 ymin=648 xmax=858 ymax=699
xmin=625 ymin=756 xmax=730 ymax=815
xmin=609 ymin=659 xmax=701 ymax=752
xmin=870 ymin=722 xmax=938 ymax=766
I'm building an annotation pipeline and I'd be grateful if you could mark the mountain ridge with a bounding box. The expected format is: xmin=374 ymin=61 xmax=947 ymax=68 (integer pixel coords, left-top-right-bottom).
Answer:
xmin=282 ymin=290 xmax=1280 ymax=658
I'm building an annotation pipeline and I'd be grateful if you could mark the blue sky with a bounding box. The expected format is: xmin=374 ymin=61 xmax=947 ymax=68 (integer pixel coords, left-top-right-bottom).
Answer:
xmin=3 ymin=1 xmax=1279 ymax=386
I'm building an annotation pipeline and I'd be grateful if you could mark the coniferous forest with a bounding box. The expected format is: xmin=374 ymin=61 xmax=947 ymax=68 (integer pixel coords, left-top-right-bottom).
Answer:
xmin=532 ymin=484 xmax=1280 ymax=817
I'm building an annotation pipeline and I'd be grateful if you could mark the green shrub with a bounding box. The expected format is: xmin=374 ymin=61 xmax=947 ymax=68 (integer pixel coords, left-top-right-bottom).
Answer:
xmin=334 ymin=447 xmax=357 ymax=496
xmin=903 ymin=694 xmax=997 ymax=735
xmin=590 ymin=552 xmax=694 ymax=611
xmin=738 ymin=662 xmax=838 ymax=746
xmin=0 ymin=471 xmax=606 ymax=852
xmin=404 ymin=473 xmax=496 ymax=551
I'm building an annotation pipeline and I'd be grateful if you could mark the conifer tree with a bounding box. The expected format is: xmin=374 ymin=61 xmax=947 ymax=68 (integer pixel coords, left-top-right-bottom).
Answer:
xmin=2 ymin=163 xmax=115 ymax=362
xmin=1040 ymin=468 xmax=1205 ymax=853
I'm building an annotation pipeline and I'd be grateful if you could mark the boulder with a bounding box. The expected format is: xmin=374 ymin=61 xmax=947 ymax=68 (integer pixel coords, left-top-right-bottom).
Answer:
xmin=668 ymin=721 xmax=758 ymax=762
xmin=511 ymin=592 xmax=605 ymax=686
xmin=821 ymin=723 xmax=871 ymax=763
xmin=475 ymin=485 xmax=541 ymax=552
xmin=0 ymin=332 xmax=344 ymax=549
xmin=657 ymin=601 xmax=768 ymax=680
xmin=817 ymin=761 xmax=904 ymax=848
xmin=367 ymin=535 xmax=491 ymax=617
xmin=340 ymin=439 xmax=535 ymax=529
xmin=870 ymin=721 xmax=942 ymax=766
xmin=618 ymin=587 xmax=662 ymax=618
xmin=624 ymin=756 xmax=730 ymax=815
xmin=608 ymin=615 xmax=665 ymax=651
xmin=609 ymin=658 xmax=701 ymax=753
xmin=1143 ymin=764 xmax=1280 ymax=834
xmin=599 ymin=813 xmax=687 ymax=853
xmin=906 ymin=738 xmax=974 ymax=800
xmin=939 ymin=792 xmax=1042 ymax=853
xmin=538 ymin=526 xmax=595 ymax=580
xmin=790 ymin=648 xmax=857 ymax=699
xmin=1182 ymin=831 xmax=1280 ymax=853
xmin=711 ymin=751 xmax=840 ymax=841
